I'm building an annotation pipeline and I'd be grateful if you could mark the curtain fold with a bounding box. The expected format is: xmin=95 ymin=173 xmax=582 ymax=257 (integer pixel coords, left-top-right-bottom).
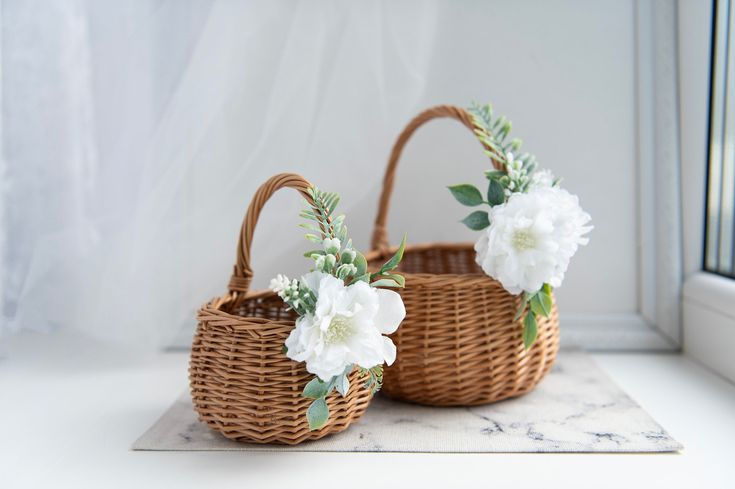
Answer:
xmin=0 ymin=0 xmax=440 ymax=347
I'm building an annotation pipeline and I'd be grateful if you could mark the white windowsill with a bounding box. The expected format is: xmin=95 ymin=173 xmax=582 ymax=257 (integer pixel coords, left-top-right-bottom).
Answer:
xmin=1 ymin=332 xmax=734 ymax=488
xmin=683 ymin=272 xmax=735 ymax=382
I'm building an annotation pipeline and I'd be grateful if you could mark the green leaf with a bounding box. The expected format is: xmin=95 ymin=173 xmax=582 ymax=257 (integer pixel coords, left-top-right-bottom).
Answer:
xmin=523 ymin=312 xmax=538 ymax=350
xmin=384 ymin=273 xmax=405 ymax=288
xmin=498 ymin=121 xmax=512 ymax=140
xmin=371 ymin=272 xmax=405 ymax=288
xmin=282 ymin=345 xmax=288 ymax=355
xmin=371 ymin=278 xmax=401 ymax=288
xmin=460 ymin=211 xmax=490 ymax=231
xmin=306 ymin=398 xmax=329 ymax=430
xmin=305 ymin=234 xmax=322 ymax=243
xmin=299 ymin=210 xmax=320 ymax=222
xmin=530 ymin=289 xmax=553 ymax=318
xmin=514 ymin=293 xmax=530 ymax=321
xmin=448 ymin=184 xmax=484 ymax=206
xmin=299 ymin=222 xmax=322 ymax=232
xmin=353 ymin=273 xmax=370 ymax=283
xmin=324 ymin=194 xmax=339 ymax=214
xmin=487 ymin=179 xmax=505 ymax=206
xmin=353 ymin=251 xmax=367 ymax=277
xmin=335 ymin=374 xmax=350 ymax=397
xmin=302 ymin=377 xmax=330 ymax=399
xmin=303 ymin=249 xmax=325 ymax=258
xmin=484 ymin=170 xmax=506 ymax=180
xmin=529 ymin=295 xmax=548 ymax=318
xmin=380 ymin=234 xmax=407 ymax=272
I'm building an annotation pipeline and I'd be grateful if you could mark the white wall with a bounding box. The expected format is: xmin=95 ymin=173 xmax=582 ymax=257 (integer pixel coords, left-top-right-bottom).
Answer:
xmin=0 ymin=0 xmax=672 ymax=348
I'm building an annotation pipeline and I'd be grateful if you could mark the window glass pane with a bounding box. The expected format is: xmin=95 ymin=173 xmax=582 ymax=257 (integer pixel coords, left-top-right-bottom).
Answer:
xmin=706 ymin=0 xmax=735 ymax=277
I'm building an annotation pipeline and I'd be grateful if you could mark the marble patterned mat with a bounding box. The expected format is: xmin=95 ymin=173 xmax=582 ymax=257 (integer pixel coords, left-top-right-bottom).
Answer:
xmin=133 ymin=351 xmax=682 ymax=453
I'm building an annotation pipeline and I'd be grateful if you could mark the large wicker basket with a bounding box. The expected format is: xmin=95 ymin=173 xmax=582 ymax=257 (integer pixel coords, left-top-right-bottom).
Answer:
xmin=366 ymin=105 xmax=560 ymax=407
xmin=189 ymin=173 xmax=372 ymax=445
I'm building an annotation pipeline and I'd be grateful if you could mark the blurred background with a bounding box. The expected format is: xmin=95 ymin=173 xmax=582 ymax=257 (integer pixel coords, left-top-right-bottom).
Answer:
xmin=0 ymin=0 xmax=717 ymax=354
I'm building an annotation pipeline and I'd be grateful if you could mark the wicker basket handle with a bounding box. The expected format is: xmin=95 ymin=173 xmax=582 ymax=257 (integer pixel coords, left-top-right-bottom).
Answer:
xmin=228 ymin=173 xmax=313 ymax=293
xmin=371 ymin=104 xmax=503 ymax=251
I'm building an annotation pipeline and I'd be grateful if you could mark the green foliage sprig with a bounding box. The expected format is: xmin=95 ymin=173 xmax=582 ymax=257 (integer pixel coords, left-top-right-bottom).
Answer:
xmin=447 ymin=103 xmax=551 ymax=350
xmin=301 ymin=366 xmax=352 ymax=430
xmin=272 ymin=277 xmax=316 ymax=316
xmin=448 ymin=103 xmax=540 ymax=233
xmin=513 ymin=284 xmax=554 ymax=349
xmin=300 ymin=186 xmax=406 ymax=288
xmin=283 ymin=186 xmax=406 ymax=429
xmin=359 ymin=364 xmax=384 ymax=394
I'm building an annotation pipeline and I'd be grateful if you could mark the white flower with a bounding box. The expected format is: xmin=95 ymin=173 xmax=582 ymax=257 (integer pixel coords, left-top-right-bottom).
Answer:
xmin=475 ymin=186 xmax=592 ymax=294
xmin=269 ymin=274 xmax=292 ymax=296
xmin=284 ymin=272 xmax=405 ymax=381
xmin=322 ymin=237 xmax=341 ymax=254
xmin=530 ymin=169 xmax=556 ymax=189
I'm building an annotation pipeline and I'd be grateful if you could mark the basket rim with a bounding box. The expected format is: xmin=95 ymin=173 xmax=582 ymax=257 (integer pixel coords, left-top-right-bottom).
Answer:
xmin=202 ymin=240 xmax=503 ymax=329
xmin=365 ymin=241 xmax=501 ymax=283
xmin=366 ymin=240 xmax=476 ymax=260
xmin=197 ymin=290 xmax=297 ymax=331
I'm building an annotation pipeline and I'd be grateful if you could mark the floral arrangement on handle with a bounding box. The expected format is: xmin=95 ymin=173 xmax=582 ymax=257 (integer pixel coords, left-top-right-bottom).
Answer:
xmin=270 ymin=186 xmax=407 ymax=430
xmin=449 ymin=103 xmax=592 ymax=349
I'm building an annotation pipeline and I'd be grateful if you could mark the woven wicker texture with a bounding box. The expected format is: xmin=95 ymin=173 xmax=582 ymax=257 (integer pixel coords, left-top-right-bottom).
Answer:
xmin=189 ymin=173 xmax=372 ymax=445
xmin=366 ymin=105 xmax=560 ymax=406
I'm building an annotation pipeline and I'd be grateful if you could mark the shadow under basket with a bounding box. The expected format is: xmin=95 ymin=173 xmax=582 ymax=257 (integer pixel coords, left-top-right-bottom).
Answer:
xmin=189 ymin=173 xmax=372 ymax=445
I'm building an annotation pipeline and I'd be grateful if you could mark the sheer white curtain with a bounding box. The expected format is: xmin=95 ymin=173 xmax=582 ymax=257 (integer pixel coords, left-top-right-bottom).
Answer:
xmin=0 ymin=0 xmax=441 ymax=347
xmin=1 ymin=0 xmax=642 ymax=350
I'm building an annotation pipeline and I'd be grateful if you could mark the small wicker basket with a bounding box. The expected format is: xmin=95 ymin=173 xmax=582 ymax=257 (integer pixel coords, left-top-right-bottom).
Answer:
xmin=366 ymin=105 xmax=560 ymax=407
xmin=189 ymin=173 xmax=372 ymax=445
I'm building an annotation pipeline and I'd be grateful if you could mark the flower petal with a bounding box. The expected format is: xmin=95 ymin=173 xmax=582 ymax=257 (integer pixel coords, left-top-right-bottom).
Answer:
xmin=300 ymin=271 xmax=330 ymax=293
xmin=382 ymin=336 xmax=397 ymax=365
xmin=374 ymin=289 xmax=406 ymax=334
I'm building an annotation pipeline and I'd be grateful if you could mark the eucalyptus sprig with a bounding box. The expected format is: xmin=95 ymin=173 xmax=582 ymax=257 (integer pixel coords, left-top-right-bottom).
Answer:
xmin=301 ymin=366 xmax=352 ymax=430
xmin=447 ymin=103 xmax=556 ymax=350
xmin=301 ymin=186 xmax=406 ymax=289
xmin=273 ymin=186 xmax=407 ymax=430
xmin=448 ymin=103 xmax=540 ymax=233
xmin=359 ymin=364 xmax=384 ymax=394
xmin=468 ymin=102 xmax=538 ymax=185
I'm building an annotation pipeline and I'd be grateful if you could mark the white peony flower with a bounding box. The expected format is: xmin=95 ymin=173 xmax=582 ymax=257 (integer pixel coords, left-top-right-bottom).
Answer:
xmin=284 ymin=272 xmax=406 ymax=381
xmin=475 ymin=186 xmax=592 ymax=294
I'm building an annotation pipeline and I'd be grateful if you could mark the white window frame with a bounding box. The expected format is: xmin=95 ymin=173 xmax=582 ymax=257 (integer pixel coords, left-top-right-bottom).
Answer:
xmin=680 ymin=0 xmax=735 ymax=382
xmin=566 ymin=0 xmax=689 ymax=351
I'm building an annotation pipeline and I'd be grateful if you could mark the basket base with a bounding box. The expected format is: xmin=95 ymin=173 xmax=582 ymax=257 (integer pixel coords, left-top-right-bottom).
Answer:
xmin=381 ymin=348 xmax=558 ymax=407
